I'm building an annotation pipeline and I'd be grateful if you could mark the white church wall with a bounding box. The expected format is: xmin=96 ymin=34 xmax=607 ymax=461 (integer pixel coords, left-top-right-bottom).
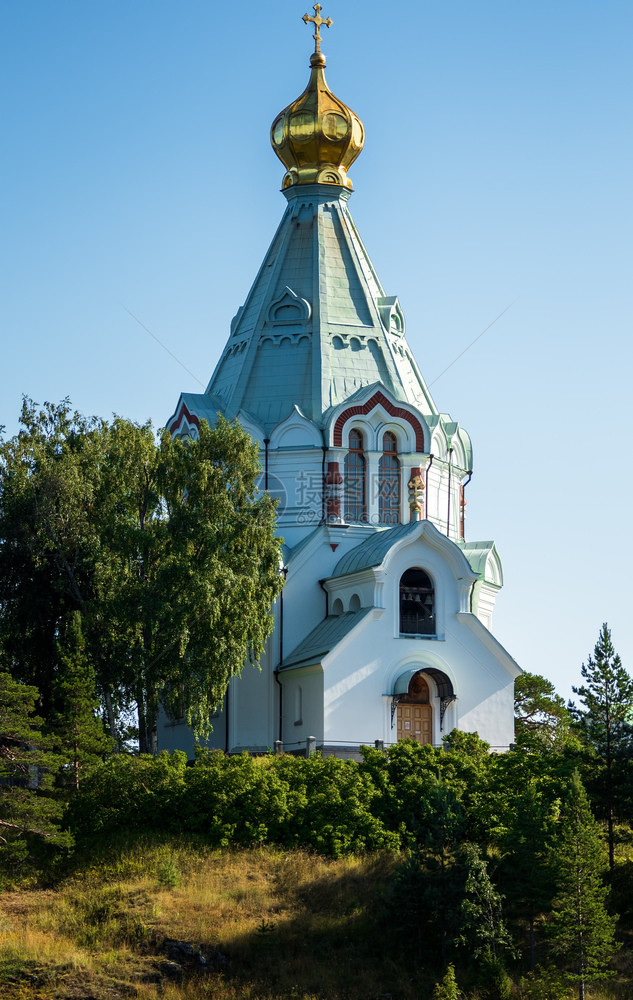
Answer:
xmin=281 ymin=666 xmax=324 ymax=747
xmin=471 ymin=580 xmax=500 ymax=629
xmin=157 ymin=517 xmax=517 ymax=756
xmin=425 ymin=457 xmax=466 ymax=544
xmin=281 ymin=525 xmax=374 ymax=657
xmin=320 ymin=615 xmax=516 ymax=749
xmin=315 ymin=528 xmax=517 ymax=749
xmin=230 ymin=634 xmax=277 ymax=751
xmin=157 ymin=700 xmax=227 ymax=756
xmin=456 ymin=680 xmax=516 ymax=750
xmin=158 ymin=716 xmax=202 ymax=757
xmin=269 ymin=446 xmax=324 ymax=546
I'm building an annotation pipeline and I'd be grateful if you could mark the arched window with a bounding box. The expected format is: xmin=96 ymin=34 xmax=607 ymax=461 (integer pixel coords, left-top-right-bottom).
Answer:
xmin=345 ymin=428 xmax=366 ymax=522
xmin=379 ymin=431 xmax=400 ymax=523
xmin=400 ymin=568 xmax=435 ymax=635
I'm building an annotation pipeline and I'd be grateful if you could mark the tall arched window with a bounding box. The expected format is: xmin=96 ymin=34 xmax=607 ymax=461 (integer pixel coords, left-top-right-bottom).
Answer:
xmin=345 ymin=428 xmax=366 ymax=522
xmin=400 ymin=568 xmax=435 ymax=635
xmin=379 ymin=431 xmax=400 ymax=523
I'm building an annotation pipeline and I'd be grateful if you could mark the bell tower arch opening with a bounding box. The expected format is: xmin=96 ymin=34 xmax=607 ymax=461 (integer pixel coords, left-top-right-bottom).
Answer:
xmin=399 ymin=568 xmax=435 ymax=635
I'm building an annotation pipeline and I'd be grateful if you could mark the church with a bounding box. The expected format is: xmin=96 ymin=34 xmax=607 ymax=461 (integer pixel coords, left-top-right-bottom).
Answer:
xmin=158 ymin=6 xmax=521 ymax=757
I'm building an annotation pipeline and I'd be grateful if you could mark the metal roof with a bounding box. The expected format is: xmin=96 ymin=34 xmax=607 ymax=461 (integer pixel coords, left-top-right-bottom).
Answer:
xmin=331 ymin=522 xmax=420 ymax=578
xmin=199 ymin=185 xmax=438 ymax=432
xmin=459 ymin=540 xmax=503 ymax=586
xmin=281 ymin=607 xmax=372 ymax=670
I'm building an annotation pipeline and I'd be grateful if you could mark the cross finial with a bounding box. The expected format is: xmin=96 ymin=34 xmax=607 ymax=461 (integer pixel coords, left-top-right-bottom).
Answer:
xmin=302 ymin=4 xmax=332 ymax=55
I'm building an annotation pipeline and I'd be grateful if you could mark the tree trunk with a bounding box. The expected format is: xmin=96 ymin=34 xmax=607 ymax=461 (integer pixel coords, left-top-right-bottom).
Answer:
xmin=104 ymin=688 xmax=118 ymax=751
xmin=136 ymin=681 xmax=159 ymax=755
xmin=137 ymin=682 xmax=148 ymax=755
xmin=577 ymin=860 xmax=585 ymax=1000
xmin=607 ymin=806 xmax=615 ymax=871
xmin=146 ymin=685 xmax=159 ymax=755
xmin=605 ymin=688 xmax=615 ymax=871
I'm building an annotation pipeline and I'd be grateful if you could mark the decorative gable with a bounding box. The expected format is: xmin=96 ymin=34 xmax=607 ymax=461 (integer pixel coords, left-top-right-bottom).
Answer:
xmin=266 ymin=286 xmax=311 ymax=325
xmin=377 ymin=296 xmax=405 ymax=336
xmin=330 ymin=388 xmax=427 ymax=452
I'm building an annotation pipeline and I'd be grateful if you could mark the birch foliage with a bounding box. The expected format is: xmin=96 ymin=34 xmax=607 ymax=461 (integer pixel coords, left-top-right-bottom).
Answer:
xmin=0 ymin=399 xmax=283 ymax=753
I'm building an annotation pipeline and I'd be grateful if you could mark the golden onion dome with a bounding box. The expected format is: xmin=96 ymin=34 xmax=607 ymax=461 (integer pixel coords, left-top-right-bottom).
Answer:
xmin=270 ymin=5 xmax=364 ymax=190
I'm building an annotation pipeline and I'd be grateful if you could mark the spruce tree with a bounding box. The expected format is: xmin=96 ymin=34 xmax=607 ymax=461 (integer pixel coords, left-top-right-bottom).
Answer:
xmin=455 ymin=842 xmax=514 ymax=961
xmin=52 ymin=612 xmax=112 ymax=789
xmin=432 ymin=963 xmax=460 ymax=1000
xmin=498 ymin=782 xmax=559 ymax=970
xmin=548 ymin=770 xmax=618 ymax=1000
xmin=571 ymin=623 xmax=633 ymax=869
xmin=514 ymin=671 xmax=574 ymax=749
xmin=0 ymin=672 xmax=70 ymax=877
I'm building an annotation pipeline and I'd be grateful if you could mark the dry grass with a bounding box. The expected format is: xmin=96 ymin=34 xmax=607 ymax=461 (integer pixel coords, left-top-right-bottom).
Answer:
xmin=0 ymin=843 xmax=630 ymax=1000
xmin=0 ymin=845 xmax=406 ymax=1000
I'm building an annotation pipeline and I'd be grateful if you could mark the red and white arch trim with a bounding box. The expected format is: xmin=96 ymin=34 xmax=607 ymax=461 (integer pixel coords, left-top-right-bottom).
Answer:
xmin=332 ymin=391 xmax=426 ymax=452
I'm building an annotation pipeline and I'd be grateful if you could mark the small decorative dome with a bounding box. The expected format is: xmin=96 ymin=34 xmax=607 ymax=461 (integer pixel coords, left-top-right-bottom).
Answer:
xmin=270 ymin=5 xmax=365 ymax=190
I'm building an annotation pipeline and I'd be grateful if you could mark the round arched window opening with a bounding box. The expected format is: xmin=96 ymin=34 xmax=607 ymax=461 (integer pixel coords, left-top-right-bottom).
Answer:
xmin=379 ymin=431 xmax=400 ymax=524
xmin=400 ymin=568 xmax=435 ymax=635
xmin=345 ymin=428 xmax=366 ymax=522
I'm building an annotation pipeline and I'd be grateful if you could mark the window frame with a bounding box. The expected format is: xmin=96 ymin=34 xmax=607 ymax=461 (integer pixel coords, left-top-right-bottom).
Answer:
xmin=399 ymin=567 xmax=435 ymax=636
xmin=378 ymin=431 xmax=401 ymax=524
xmin=344 ymin=428 xmax=367 ymax=522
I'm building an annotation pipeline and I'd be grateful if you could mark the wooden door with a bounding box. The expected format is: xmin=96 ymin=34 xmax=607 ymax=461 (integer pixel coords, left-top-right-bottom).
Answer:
xmin=397 ymin=703 xmax=432 ymax=745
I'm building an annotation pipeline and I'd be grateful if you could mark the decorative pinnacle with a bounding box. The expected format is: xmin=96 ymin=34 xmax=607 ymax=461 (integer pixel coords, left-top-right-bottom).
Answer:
xmin=302 ymin=4 xmax=332 ymax=55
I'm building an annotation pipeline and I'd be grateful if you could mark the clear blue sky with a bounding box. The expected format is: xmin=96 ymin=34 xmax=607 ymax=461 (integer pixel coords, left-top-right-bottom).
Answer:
xmin=1 ymin=1 xmax=632 ymax=702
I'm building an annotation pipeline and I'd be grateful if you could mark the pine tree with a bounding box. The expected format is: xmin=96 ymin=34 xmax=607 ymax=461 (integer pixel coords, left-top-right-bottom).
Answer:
xmin=52 ymin=612 xmax=112 ymax=789
xmin=548 ymin=771 xmax=618 ymax=1000
xmin=514 ymin=671 xmax=574 ymax=749
xmin=571 ymin=623 xmax=633 ymax=869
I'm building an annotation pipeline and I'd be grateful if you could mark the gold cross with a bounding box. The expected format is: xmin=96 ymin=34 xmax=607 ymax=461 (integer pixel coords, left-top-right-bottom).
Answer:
xmin=302 ymin=4 xmax=332 ymax=54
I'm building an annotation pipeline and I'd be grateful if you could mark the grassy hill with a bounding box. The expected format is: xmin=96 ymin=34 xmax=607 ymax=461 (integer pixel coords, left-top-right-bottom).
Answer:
xmin=1 ymin=840 xmax=631 ymax=1000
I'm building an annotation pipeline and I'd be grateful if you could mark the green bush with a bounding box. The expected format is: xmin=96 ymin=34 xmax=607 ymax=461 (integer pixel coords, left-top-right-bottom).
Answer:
xmin=272 ymin=753 xmax=400 ymax=857
xmin=68 ymin=749 xmax=399 ymax=857
xmin=518 ymin=966 xmax=573 ymax=999
xmin=66 ymin=750 xmax=188 ymax=842
xmin=180 ymin=750 xmax=291 ymax=846
xmin=433 ymin=964 xmax=461 ymax=1000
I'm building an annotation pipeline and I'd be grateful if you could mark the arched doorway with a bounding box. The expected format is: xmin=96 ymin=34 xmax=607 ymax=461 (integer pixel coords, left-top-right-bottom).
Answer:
xmin=396 ymin=671 xmax=432 ymax=745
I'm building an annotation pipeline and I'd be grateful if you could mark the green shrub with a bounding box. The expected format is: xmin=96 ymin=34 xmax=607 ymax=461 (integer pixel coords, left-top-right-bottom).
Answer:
xmin=180 ymin=750 xmax=291 ymax=846
xmin=273 ymin=753 xmax=399 ymax=857
xmin=66 ymin=750 xmax=189 ymax=843
xmin=433 ymin=963 xmax=461 ymax=999
xmin=68 ymin=749 xmax=398 ymax=858
xmin=518 ymin=965 xmax=573 ymax=999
